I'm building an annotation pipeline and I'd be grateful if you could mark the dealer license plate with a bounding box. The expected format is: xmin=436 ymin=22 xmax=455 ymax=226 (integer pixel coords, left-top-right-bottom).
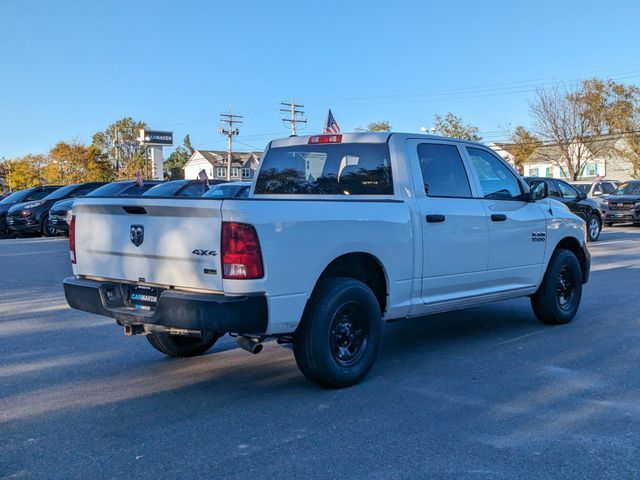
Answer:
xmin=130 ymin=286 xmax=158 ymax=311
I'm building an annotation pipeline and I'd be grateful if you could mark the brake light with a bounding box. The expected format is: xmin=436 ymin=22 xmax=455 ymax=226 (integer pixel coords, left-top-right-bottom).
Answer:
xmin=221 ymin=222 xmax=263 ymax=279
xmin=69 ymin=215 xmax=77 ymax=264
xmin=308 ymin=134 xmax=342 ymax=144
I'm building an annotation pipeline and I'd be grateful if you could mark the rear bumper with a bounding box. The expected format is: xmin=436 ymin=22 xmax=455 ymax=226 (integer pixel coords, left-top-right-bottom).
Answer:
xmin=63 ymin=277 xmax=268 ymax=335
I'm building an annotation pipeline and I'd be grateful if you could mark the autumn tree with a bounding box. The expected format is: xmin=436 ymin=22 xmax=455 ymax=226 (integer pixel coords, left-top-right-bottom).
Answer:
xmin=91 ymin=117 xmax=147 ymax=179
xmin=1 ymin=154 xmax=48 ymax=190
xmin=47 ymin=141 xmax=114 ymax=184
xmin=529 ymin=79 xmax=640 ymax=180
xmin=508 ymin=126 xmax=541 ymax=168
xmin=433 ymin=113 xmax=482 ymax=141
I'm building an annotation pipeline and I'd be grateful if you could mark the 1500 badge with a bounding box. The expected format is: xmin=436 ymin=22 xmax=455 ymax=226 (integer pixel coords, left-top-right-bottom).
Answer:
xmin=192 ymin=249 xmax=217 ymax=256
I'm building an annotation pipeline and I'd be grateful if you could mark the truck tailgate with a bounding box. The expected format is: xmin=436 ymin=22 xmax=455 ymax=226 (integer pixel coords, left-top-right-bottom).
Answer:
xmin=73 ymin=197 xmax=224 ymax=292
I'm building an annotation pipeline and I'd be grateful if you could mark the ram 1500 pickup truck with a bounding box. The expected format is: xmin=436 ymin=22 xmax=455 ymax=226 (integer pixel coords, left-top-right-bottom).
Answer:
xmin=64 ymin=133 xmax=590 ymax=388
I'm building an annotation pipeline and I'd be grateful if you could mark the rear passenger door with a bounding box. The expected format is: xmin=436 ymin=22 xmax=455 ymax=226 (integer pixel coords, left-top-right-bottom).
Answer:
xmin=464 ymin=147 xmax=547 ymax=291
xmin=407 ymin=140 xmax=489 ymax=305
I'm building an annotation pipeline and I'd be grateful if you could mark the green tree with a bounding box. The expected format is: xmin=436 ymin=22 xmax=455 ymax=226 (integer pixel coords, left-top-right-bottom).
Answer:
xmin=3 ymin=154 xmax=47 ymax=190
xmin=433 ymin=113 xmax=482 ymax=141
xmin=164 ymin=135 xmax=195 ymax=179
xmin=357 ymin=121 xmax=392 ymax=132
xmin=91 ymin=117 xmax=147 ymax=179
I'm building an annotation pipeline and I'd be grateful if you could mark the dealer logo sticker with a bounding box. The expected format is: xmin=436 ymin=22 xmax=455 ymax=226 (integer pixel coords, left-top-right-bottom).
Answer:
xmin=130 ymin=224 xmax=144 ymax=247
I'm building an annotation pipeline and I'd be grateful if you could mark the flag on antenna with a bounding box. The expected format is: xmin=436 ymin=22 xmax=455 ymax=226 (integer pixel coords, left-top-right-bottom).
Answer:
xmin=323 ymin=109 xmax=340 ymax=134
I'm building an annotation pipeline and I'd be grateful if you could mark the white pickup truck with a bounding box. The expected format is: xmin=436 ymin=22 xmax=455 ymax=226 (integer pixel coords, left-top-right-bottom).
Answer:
xmin=64 ymin=133 xmax=590 ymax=388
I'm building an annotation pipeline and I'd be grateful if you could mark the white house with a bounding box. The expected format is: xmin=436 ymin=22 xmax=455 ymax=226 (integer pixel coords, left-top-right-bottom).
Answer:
xmin=493 ymin=138 xmax=636 ymax=181
xmin=183 ymin=150 xmax=261 ymax=182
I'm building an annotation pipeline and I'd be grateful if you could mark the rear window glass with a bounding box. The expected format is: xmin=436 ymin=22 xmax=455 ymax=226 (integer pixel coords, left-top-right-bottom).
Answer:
xmin=254 ymin=143 xmax=393 ymax=195
xmin=89 ymin=182 xmax=131 ymax=196
xmin=143 ymin=180 xmax=190 ymax=197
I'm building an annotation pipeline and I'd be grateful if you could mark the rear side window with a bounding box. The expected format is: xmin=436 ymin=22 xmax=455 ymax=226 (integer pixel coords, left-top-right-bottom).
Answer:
xmin=255 ymin=143 xmax=393 ymax=195
xmin=417 ymin=143 xmax=471 ymax=198
xmin=180 ymin=183 xmax=209 ymax=197
xmin=466 ymin=148 xmax=523 ymax=200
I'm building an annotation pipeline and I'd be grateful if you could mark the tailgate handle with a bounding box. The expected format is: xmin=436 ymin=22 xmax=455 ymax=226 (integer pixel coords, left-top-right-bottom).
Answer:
xmin=122 ymin=206 xmax=147 ymax=215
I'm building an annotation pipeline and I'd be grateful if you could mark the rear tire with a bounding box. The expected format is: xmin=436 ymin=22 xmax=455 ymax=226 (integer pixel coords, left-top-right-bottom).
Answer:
xmin=586 ymin=214 xmax=601 ymax=242
xmin=531 ymin=249 xmax=582 ymax=325
xmin=146 ymin=331 xmax=221 ymax=357
xmin=293 ymin=277 xmax=382 ymax=388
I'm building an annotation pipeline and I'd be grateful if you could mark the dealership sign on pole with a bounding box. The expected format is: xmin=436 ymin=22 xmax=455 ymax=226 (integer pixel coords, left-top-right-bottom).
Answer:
xmin=138 ymin=129 xmax=174 ymax=180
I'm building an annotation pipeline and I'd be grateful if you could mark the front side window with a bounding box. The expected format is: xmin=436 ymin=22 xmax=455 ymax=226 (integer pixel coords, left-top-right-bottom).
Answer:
xmin=417 ymin=143 xmax=471 ymax=198
xmin=466 ymin=148 xmax=523 ymax=200
xmin=180 ymin=182 xmax=208 ymax=197
xmin=548 ymin=180 xmax=561 ymax=198
xmin=255 ymin=143 xmax=393 ymax=195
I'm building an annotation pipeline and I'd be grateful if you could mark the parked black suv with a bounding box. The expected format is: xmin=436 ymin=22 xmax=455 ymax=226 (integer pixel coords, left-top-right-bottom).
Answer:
xmin=0 ymin=186 xmax=62 ymax=238
xmin=48 ymin=180 xmax=163 ymax=235
xmin=598 ymin=180 xmax=640 ymax=226
xmin=524 ymin=177 xmax=604 ymax=241
xmin=7 ymin=182 xmax=105 ymax=237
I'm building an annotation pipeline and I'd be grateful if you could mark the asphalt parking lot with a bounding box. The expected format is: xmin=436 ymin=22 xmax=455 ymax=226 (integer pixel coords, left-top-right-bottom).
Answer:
xmin=1 ymin=228 xmax=640 ymax=480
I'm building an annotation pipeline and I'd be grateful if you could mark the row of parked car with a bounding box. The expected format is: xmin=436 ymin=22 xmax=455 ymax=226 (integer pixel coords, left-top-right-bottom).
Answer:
xmin=524 ymin=177 xmax=640 ymax=242
xmin=0 ymin=179 xmax=251 ymax=238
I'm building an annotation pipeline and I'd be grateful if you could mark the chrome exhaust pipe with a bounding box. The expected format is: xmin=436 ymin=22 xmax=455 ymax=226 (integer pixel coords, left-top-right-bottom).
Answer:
xmin=237 ymin=336 xmax=263 ymax=354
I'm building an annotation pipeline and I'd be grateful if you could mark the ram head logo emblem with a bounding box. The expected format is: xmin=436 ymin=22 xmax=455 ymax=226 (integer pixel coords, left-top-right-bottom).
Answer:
xmin=130 ymin=224 xmax=144 ymax=247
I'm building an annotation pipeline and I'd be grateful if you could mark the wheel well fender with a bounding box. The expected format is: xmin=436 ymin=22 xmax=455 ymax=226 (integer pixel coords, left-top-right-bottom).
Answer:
xmin=308 ymin=252 xmax=389 ymax=315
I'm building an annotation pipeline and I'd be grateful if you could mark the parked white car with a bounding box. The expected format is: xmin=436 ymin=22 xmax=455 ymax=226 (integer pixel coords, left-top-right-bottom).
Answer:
xmin=570 ymin=180 xmax=619 ymax=198
xmin=64 ymin=133 xmax=590 ymax=387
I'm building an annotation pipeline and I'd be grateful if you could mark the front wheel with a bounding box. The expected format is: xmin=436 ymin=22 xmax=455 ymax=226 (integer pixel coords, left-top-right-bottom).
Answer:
xmin=531 ymin=249 xmax=582 ymax=325
xmin=147 ymin=331 xmax=221 ymax=357
xmin=293 ymin=277 xmax=382 ymax=388
xmin=42 ymin=215 xmax=57 ymax=237
xmin=586 ymin=214 xmax=601 ymax=242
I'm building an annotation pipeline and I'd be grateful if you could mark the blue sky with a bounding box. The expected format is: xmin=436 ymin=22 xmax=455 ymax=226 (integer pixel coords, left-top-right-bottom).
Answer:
xmin=2 ymin=0 xmax=640 ymax=158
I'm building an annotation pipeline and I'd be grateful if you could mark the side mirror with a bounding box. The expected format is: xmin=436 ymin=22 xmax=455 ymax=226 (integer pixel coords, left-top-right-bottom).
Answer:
xmin=578 ymin=192 xmax=587 ymax=201
xmin=529 ymin=180 xmax=548 ymax=201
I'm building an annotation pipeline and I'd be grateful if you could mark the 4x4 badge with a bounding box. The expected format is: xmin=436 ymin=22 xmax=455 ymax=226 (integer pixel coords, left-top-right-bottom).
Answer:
xmin=130 ymin=224 xmax=144 ymax=247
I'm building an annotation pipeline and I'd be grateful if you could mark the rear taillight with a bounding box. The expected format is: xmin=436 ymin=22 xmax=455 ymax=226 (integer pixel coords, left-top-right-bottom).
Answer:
xmin=69 ymin=215 xmax=77 ymax=264
xmin=308 ymin=134 xmax=342 ymax=144
xmin=221 ymin=222 xmax=263 ymax=279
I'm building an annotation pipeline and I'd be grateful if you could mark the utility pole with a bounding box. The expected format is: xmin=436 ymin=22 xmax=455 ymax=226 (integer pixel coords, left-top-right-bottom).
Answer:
xmin=280 ymin=98 xmax=307 ymax=136
xmin=113 ymin=126 xmax=120 ymax=173
xmin=218 ymin=113 xmax=243 ymax=181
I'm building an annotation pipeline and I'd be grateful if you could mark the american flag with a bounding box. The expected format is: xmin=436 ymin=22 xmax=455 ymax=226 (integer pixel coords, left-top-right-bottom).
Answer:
xmin=198 ymin=169 xmax=208 ymax=181
xmin=323 ymin=109 xmax=340 ymax=134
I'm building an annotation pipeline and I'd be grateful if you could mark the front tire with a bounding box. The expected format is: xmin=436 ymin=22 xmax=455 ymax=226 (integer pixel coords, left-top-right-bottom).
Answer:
xmin=293 ymin=277 xmax=382 ymax=388
xmin=531 ymin=249 xmax=582 ymax=325
xmin=586 ymin=214 xmax=601 ymax=242
xmin=42 ymin=215 xmax=57 ymax=237
xmin=146 ymin=331 xmax=221 ymax=357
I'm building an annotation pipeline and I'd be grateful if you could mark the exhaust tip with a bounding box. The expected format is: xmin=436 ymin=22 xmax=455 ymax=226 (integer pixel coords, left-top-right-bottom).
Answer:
xmin=237 ymin=336 xmax=263 ymax=354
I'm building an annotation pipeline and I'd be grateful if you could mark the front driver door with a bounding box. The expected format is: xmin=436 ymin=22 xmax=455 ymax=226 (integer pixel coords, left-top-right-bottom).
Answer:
xmin=465 ymin=147 xmax=547 ymax=292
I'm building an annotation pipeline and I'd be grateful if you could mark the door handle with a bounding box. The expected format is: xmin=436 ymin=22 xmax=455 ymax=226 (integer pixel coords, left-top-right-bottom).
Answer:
xmin=491 ymin=214 xmax=507 ymax=222
xmin=426 ymin=214 xmax=445 ymax=223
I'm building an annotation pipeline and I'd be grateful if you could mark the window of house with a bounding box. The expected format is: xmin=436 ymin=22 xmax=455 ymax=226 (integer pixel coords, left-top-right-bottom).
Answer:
xmin=230 ymin=167 xmax=240 ymax=177
xmin=417 ymin=143 xmax=471 ymax=198
xmin=216 ymin=167 xmax=226 ymax=178
xmin=242 ymin=168 xmax=251 ymax=178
